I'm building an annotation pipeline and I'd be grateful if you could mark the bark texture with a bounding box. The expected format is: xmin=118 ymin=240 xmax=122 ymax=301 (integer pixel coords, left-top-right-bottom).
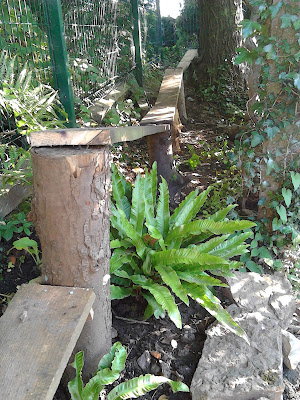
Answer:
xmin=31 ymin=147 xmax=112 ymax=378
xmin=198 ymin=0 xmax=243 ymax=67
xmin=147 ymin=131 xmax=185 ymax=200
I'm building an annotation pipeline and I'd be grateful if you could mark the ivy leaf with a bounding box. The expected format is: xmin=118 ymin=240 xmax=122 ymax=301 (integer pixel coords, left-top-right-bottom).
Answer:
xmin=272 ymin=218 xmax=282 ymax=231
xmin=269 ymin=1 xmax=283 ymax=18
xmin=290 ymin=172 xmax=300 ymax=191
xmin=251 ymin=133 xmax=263 ymax=147
xmin=293 ymin=19 xmax=300 ymax=31
xmin=235 ymin=48 xmax=251 ymax=65
xmin=265 ymin=126 xmax=280 ymax=139
xmin=282 ymin=188 xmax=292 ymax=208
xmin=293 ymin=74 xmax=300 ymax=91
xmin=246 ymin=261 xmax=264 ymax=274
xmin=241 ymin=20 xmax=261 ymax=38
xmin=266 ymin=158 xmax=278 ymax=175
xmin=276 ymin=205 xmax=287 ymax=224
xmin=280 ymin=13 xmax=296 ymax=28
xmin=263 ymin=44 xmax=276 ymax=60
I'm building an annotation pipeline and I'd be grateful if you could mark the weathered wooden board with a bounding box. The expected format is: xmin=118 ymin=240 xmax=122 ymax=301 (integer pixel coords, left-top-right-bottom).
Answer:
xmin=0 ymin=284 xmax=95 ymax=400
xmin=177 ymin=49 xmax=198 ymax=71
xmin=30 ymin=125 xmax=170 ymax=147
xmin=0 ymin=180 xmax=32 ymax=218
xmin=90 ymin=81 xmax=129 ymax=123
xmin=141 ymin=68 xmax=184 ymax=125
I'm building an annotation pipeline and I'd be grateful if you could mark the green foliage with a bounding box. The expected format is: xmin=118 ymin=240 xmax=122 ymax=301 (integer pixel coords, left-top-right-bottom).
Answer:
xmin=68 ymin=342 xmax=189 ymax=400
xmin=0 ymin=212 xmax=32 ymax=242
xmin=111 ymin=163 xmax=255 ymax=339
xmin=234 ymin=0 xmax=300 ymax=251
xmin=186 ymin=145 xmax=200 ymax=170
xmin=0 ymin=53 xmax=66 ymax=135
xmin=197 ymin=65 xmax=247 ymax=116
xmin=8 ymin=237 xmax=41 ymax=267
xmin=0 ymin=144 xmax=32 ymax=195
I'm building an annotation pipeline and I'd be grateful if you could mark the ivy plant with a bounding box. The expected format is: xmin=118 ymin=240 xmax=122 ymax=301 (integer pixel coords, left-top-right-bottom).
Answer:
xmin=110 ymin=163 xmax=255 ymax=340
xmin=68 ymin=342 xmax=189 ymax=400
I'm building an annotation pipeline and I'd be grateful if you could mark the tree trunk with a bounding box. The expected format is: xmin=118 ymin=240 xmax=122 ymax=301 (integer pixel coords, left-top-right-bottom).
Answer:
xmin=31 ymin=146 xmax=112 ymax=379
xmin=198 ymin=0 xmax=243 ymax=68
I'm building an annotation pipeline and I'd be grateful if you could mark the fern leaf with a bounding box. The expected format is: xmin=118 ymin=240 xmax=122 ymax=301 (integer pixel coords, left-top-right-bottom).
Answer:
xmin=82 ymin=369 xmax=119 ymax=399
xmin=98 ymin=342 xmax=123 ymax=371
xmin=194 ymin=235 xmax=230 ymax=253
xmin=155 ymin=178 xmax=170 ymax=239
xmin=131 ymin=275 xmax=182 ymax=328
xmin=210 ymin=205 xmax=237 ymax=221
xmin=209 ymin=232 xmax=252 ymax=257
xmin=154 ymin=265 xmax=189 ymax=305
xmin=112 ymin=346 xmax=127 ymax=373
xmin=107 ymin=375 xmax=189 ymax=400
xmin=111 ymin=285 xmax=133 ymax=300
xmin=169 ymin=189 xmax=199 ymax=227
xmin=151 ymin=248 xmax=228 ymax=268
xmin=68 ymin=351 xmax=84 ymax=399
xmin=112 ymin=164 xmax=131 ymax=218
xmin=176 ymin=271 xmax=226 ymax=287
xmin=142 ymin=292 xmax=166 ymax=319
xmin=166 ymin=219 xmax=256 ymax=244
xmin=130 ymin=174 xmax=145 ymax=235
xmin=182 ymin=282 xmax=249 ymax=342
xmin=144 ymin=163 xmax=157 ymax=226
xmin=146 ymin=223 xmax=166 ymax=250
xmin=118 ymin=208 xmax=146 ymax=259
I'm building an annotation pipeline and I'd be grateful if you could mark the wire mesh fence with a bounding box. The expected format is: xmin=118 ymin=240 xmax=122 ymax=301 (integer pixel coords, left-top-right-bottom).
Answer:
xmin=0 ymin=0 xmax=200 ymax=133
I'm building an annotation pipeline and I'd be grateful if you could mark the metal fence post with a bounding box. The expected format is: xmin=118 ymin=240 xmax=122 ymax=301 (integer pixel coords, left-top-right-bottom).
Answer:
xmin=43 ymin=0 xmax=76 ymax=127
xmin=155 ymin=0 xmax=163 ymax=62
xmin=130 ymin=0 xmax=143 ymax=87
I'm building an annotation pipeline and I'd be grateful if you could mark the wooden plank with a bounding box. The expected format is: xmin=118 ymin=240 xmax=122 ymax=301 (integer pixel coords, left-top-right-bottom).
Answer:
xmin=89 ymin=81 xmax=129 ymax=123
xmin=30 ymin=128 xmax=111 ymax=147
xmin=141 ymin=68 xmax=183 ymax=125
xmin=0 ymin=180 xmax=32 ymax=218
xmin=0 ymin=160 xmax=32 ymax=218
xmin=0 ymin=284 xmax=95 ymax=400
xmin=177 ymin=49 xmax=198 ymax=72
xmin=30 ymin=125 xmax=170 ymax=147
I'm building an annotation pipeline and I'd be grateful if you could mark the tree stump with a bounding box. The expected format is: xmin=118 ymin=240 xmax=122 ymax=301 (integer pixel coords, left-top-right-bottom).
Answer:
xmin=31 ymin=147 xmax=111 ymax=378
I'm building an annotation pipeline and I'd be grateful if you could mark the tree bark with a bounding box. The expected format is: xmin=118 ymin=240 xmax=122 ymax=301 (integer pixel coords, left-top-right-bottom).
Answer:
xmin=198 ymin=0 xmax=243 ymax=68
xmin=31 ymin=146 xmax=112 ymax=379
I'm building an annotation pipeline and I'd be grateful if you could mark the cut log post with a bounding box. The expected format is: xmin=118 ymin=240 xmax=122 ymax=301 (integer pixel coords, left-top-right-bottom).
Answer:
xmin=30 ymin=146 xmax=111 ymax=378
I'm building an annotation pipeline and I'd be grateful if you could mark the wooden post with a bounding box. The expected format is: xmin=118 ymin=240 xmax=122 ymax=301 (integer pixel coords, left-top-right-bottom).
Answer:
xmin=30 ymin=146 xmax=111 ymax=378
xmin=147 ymin=131 xmax=185 ymax=200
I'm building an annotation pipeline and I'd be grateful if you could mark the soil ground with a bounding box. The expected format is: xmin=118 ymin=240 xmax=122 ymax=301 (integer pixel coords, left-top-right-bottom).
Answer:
xmin=0 ymin=78 xmax=299 ymax=400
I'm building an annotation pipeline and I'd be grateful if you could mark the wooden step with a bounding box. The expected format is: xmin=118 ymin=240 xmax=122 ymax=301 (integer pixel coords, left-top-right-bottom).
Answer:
xmin=0 ymin=284 xmax=95 ymax=400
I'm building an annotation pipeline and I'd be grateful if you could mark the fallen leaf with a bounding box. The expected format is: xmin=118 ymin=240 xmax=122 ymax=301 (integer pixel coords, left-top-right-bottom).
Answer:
xmin=8 ymin=255 xmax=16 ymax=265
xmin=150 ymin=350 xmax=161 ymax=360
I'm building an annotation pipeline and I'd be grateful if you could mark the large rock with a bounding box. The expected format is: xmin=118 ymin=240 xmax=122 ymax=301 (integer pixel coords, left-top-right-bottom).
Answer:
xmin=226 ymin=272 xmax=295 ymax=329
xmin=191 ymin=305 xmax=284 ymax=400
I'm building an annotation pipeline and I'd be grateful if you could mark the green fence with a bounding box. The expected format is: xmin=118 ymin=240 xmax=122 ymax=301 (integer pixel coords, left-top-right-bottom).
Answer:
xmin=0 ymin=0 xmax=199 ymax=131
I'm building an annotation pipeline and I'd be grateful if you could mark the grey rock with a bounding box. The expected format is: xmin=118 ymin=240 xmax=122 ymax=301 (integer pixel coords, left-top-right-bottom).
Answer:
xmin=191 ymin=305 xmax=284 ymax=400
xmin=111 ymin=327 xmax=118 ymax=339
xmin=150 ymin=362 xmax=161 ymax=375
xmin=226 ymin=272 xmax=296 ymax=329
xmin=137 ymin=350 xmax=151 ymax=372
xmin=282 ymin=330 xmax=300 ymax=370
xmin=159 ymin=360 xmax=172 ymax=379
